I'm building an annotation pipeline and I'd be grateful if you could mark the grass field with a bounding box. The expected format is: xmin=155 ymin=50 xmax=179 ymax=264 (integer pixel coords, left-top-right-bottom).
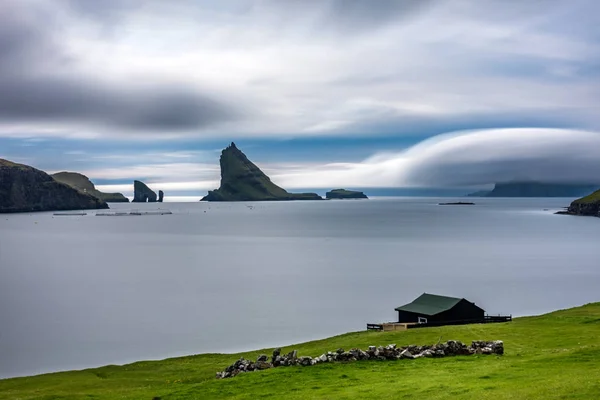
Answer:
xmin=573 ymin=189 xmax=600 ymax=204
xmin=1 ymin=303 xmax=599 ymax=399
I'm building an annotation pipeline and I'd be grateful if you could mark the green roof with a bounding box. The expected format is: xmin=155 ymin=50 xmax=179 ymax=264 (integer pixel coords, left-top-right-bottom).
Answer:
xmin=394 ymin=293 xmax=463 ymax=316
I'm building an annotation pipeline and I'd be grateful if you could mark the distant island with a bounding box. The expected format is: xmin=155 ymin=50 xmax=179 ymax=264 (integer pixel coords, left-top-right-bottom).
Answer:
xmin=326 ymin=189 xmax=368 ymax=199
xmin=467 ymin=182 xmax=598 ymax=197
xmin=439 ymin=202 xmax=475 ymax=206
xmin=556 ymin=189 xmax=600 ymax=217
xmin=52 ymin=172 xmax=129 ymax=203
xmin=133 ymin=180 xmax=164 ymax=202
xmin=201 ymin=143 xmax=322 ymax=201
xmin=0 ymin=159 xmax=108 ymax=213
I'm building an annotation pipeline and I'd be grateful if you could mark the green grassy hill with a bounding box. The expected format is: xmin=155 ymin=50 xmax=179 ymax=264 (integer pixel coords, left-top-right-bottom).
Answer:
xmin=572 ymin=189 xmax=600 ymax=204
xmin=1 ymin=303 xmax=599 ymax=399
xmin=565 ymin=189 xmax=600 ymax=216
xmin=52 ymin=172 xmax=129 ymax=203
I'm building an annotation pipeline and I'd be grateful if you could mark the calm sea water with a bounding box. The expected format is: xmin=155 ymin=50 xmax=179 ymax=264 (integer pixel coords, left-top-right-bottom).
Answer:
xmin=1 ymin=197 xmax=599 ymax=378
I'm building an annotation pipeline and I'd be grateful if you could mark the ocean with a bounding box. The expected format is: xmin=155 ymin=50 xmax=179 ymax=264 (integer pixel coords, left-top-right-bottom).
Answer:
xmin=0 ymin=197 xmax=598 ymax=378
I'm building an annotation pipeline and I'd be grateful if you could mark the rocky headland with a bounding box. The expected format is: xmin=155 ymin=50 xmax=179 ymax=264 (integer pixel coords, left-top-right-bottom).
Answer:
xmin=133 ymin=180 xmax=158 ymax=202
xmin=556 ymin=189 xmax=600 ymax=217
xmin=52 ymin=172 xmax=129 ymax=202
xmin=201 ymin=143 xmax=322 ymax=201
xmin=0 ymin=159 xmax=108 ymax=213
xmin=325 ymin=189 xmax=368 ymax=199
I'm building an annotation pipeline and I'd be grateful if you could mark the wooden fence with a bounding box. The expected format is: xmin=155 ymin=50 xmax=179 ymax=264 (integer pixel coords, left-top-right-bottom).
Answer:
xmin=367 ymin=315 xmax=512 ymax=331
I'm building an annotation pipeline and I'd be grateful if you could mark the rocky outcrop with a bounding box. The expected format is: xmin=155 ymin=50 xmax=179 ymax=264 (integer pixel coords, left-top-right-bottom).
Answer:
xmin=216 ymin=340 xmax=504 ymax=379
xmin=481 ymin=182 xmax=597 ymax=197
xmin=326 ymin=189 xmax=368 ymax=199
xmin=133 ymin=180 xmax=157 ymax=202
xmin=158 ymin=190 xmax=164 ymax=203
xmin=0 ymin=159 xmax=108 ymax=213
xmin=201 ymin=142 xmax=322 ymax=201
xmin=52 ymin=172 xmax=129 ymax=202
xmin=558 ymin=190 xmax=600 ymax=217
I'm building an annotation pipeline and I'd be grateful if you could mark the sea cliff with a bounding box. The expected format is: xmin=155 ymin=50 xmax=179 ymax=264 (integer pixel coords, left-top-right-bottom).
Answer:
xmin=0 ymin=159 xmax=108 ymax=213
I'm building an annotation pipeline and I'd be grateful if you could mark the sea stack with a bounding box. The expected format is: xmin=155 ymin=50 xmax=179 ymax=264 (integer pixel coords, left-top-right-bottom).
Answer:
xmin=133 ymin=180 xmax=157 ymax=202
xmin=325 ymin=189 xmax=368 ymax=199
xmin=158 ymin=190 xmax=164 ymax=202
xmin=201 ymin=142 xmax=322 ymax=201
xmin=52 ymin=172 xmax=129 ymax=202
xmin=0 ymin=159 xmax=108 ymax=213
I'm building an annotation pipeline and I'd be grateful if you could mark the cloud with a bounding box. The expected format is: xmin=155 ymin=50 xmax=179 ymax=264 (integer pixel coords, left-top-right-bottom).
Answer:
xmin=65 ymin=162 xmax=219 ymax=183
xmin=258 ymin=0 xmax=440 ymax=34
xmin=0 ymin=0 xmax=598 ymax=140
xmin=273 ymin=128 xmax=600 ymax=188
xmin=0 ymin=1 xmax=241 ymax=138
xmin=87 ymin=128 xmax=600 ymax=198
xmin=0 ymin=77 xmax=237 ymax=134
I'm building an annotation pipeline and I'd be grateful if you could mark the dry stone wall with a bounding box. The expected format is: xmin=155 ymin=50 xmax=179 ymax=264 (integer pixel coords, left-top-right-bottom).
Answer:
xmin=216 ymin=340 xmax=504 ymax=379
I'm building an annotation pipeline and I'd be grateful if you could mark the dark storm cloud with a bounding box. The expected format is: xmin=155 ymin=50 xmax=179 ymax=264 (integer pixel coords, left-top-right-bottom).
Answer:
xmin=0 ymin=6 xmax=64 ymax=73
xmin=0 ymin=76 xmax=235 ymax=132
xmin=0 ymin=0 xmax=239 ymax=135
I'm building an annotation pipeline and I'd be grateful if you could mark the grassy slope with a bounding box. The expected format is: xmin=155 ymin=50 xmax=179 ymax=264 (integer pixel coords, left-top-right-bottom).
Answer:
xmin=573 ymin=189 xmax=600 ymax=204
xmin=0 ymin=159 xmax=28 ymax=169
xmin=53 ymin=172 xmax=128 ymax=202
xmin=1 ymin=303 xmax=600 ymax=400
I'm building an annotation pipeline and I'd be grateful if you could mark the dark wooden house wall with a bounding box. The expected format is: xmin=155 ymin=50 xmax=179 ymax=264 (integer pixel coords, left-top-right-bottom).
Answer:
xmin=436 ymin=299 xmax=484 ymax=322
xmin=397 ymin=310 xmax=421 ymax=323
xmin=397 ymin=299 xmax=485 ymax=323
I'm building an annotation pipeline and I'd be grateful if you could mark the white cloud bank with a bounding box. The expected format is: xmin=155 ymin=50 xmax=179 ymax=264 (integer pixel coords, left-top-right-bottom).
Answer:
xmin=95 ymin=128 xmax=600 ymax=196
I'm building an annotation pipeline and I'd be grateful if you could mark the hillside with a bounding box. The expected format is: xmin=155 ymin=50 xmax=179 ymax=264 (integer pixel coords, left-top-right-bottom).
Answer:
xmin=1 ymin=302 xmax=599 ymax=399
xmin=0 ymin=159 xmax=108 ymax=213
xmin=564 ymin=189 xmax=600 ymax=217
xmin=52 ymin=172 xmax=129 ymax=202
xmin=201 ymin=143 xmax=322 ymax=201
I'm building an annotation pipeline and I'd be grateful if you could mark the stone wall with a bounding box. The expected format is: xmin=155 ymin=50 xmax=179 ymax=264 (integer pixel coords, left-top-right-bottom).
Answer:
xmin=216 ymin=340 xmax=504 ymax=379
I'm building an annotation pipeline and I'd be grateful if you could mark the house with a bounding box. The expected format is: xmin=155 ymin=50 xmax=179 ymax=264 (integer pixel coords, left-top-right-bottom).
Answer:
xmin=395 ymin=293 xmax=485 ymax=324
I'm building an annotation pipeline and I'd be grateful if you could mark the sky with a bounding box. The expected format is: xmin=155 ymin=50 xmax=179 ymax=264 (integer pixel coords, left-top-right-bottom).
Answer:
xmin=1 ymin=0 xmax=599 ymax=198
